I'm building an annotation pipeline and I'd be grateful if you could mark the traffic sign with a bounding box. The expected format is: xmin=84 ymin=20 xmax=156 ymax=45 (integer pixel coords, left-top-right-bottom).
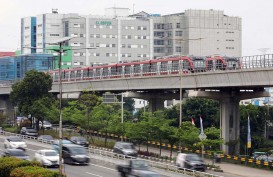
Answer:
xmin=199 ymin=133 xmax=207 ymax=141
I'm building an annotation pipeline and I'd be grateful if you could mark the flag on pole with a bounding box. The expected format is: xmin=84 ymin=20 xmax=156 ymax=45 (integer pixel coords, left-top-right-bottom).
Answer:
xmin=191 ymin=117 xmax=195 ymax=125
xmin=200 ymin=116 xmax=204 ymax=134
xmin=247 ymin=116 xmax=251 ymax=148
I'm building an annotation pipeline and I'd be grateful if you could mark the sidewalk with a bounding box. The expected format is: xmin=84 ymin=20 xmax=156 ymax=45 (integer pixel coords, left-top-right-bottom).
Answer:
xmin=137 ymin=145 xmax=273 ymax=177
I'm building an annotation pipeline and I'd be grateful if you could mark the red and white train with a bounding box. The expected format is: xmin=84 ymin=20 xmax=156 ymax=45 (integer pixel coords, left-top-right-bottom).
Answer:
xmin=48 ymin=55 xmax=241 ymax=82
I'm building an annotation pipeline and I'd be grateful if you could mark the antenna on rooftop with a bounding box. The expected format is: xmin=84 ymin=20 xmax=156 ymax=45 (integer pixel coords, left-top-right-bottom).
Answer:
xmin=133 ymin=4 xmax=135 ymax=14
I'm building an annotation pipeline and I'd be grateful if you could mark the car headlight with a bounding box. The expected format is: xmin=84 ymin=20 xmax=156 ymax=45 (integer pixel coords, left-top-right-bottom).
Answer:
xmin=43 ymin=159 xmax=52 ymax=164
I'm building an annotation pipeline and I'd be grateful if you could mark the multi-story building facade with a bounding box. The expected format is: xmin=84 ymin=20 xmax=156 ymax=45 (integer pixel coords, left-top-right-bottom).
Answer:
xmin=21 ymin=9 xmax=241 ymax=67
xmin=21 ymin=8 xmax=153 ymax=68
xmin=150 ymin=9 xmax=242 ymax=58
xmin=0 ymin=54 xmax=54 ymax=81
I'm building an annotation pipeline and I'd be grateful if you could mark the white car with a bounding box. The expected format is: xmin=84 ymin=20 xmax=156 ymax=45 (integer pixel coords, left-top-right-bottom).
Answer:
xmin=4 ymin=136 xmax=27 ymax=151
xmin=34 ymin=149 xmax=60 ymax=167
xmin=39 ymin=121 xmax=52 ymax=129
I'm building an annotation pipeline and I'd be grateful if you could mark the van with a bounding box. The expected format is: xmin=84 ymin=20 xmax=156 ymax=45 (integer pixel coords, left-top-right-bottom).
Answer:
xmin=62 ymin=144 xmax=90 ymax=165
xmin=176 ymin=153 xmax=206 ymax=171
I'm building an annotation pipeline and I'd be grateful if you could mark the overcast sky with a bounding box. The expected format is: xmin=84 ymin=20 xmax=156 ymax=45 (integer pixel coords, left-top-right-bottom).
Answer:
xmin=1 ymin=0 xmax=273 ymax=56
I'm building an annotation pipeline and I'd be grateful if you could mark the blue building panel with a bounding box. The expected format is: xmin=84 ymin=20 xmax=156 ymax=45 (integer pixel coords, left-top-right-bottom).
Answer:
xmin=0 ymin=54 xmax=55 ymax=81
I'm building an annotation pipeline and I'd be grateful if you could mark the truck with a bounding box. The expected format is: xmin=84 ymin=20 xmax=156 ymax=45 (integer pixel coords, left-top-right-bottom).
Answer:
xmin=116 ymin=159 xmax=161 ymax=177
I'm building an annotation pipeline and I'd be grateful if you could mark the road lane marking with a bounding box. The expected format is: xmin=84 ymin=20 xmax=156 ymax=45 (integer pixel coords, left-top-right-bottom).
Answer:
xmin=89 ymin=163 xmax=116 ymax=171
xmin=86 ymin=172 xmax=103 ymax=177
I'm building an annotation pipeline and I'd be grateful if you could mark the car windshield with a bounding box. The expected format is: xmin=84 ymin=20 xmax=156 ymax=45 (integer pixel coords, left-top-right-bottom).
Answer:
xmin=9 ymin=137 xmax=22 ymax=142
xmin=122 ymin=144 xmax=134 ymax=149
xmin=44 ymin=151 xmax=58 ymax=156
xmin=10 ymin=150 xmax=26 ymax=156
xmin=131 ymin=160 xmax=149 ymax=170
xmin=70 ymin=147 xmax=87 ymax=155
xmin=187 ymin=155 xmax=201 ymax=161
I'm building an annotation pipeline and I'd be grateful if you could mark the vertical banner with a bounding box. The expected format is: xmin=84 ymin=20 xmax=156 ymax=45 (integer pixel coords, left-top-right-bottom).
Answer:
xmin=200 ymin=116 xmax=204 ymax=134
xmin=247 ymin=116 xmax=251 ymax=148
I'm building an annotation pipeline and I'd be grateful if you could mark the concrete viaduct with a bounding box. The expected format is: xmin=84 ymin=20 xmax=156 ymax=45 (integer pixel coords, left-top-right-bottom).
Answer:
xmin=0 ymin=67 xmax=272 ymax=155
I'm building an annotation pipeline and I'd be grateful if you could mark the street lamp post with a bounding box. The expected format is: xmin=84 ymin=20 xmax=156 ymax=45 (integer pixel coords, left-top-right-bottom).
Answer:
xmin=49 ymin=37 xmax=75 ymax=177
xmin=175 ymin=37 xmax=204 ymax=152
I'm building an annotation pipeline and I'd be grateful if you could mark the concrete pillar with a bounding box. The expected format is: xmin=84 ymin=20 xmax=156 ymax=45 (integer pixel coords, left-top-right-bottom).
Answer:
xmin=220 ymin=98 xmax=240 ymax=155
xmin=148 ymin=97 xmax=165 ymax=112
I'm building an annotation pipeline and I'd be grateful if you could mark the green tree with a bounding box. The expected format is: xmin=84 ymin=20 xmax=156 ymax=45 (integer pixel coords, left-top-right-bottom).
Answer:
xmin=10 ymin=70 xmax=53 ymax=128
xmin=177 ymin=121 xmax=199 ymax=149
xmin=92 ymin=104 xmax=120 ymax=146
xmin=77 ymin=91 xmax=102 ymax=140
xmin=182 ymin=98 xmax=220 ymax=128
xmin=125 ymin=122 xmax=146 ymax=151
xmin=203 ymin=127 xmax=223 ymax=151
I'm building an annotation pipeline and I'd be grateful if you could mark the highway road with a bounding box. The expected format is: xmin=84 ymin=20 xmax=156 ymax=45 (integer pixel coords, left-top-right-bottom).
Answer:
xmin=0 ymin=135 xmax=191 ymax=177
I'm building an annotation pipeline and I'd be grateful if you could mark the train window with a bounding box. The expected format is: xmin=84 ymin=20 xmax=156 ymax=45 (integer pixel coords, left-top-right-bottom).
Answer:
xmin=160 ymin=62 xmax=168 ymax=72
xmin=64 ymin=71 xmax=69 ymax=79
xmin=193 ymin=60 xmax=205 ymax=68
xmin=124 ymin=66 xmax=131 ymax=74
xmin=95 ymin=69 xmax=101 ymax=78
xmin=102 ymin=68 xmax=108 ymax=76
xmin=150 ymin=63 xmax=157 ymax=72
xmin=117 ymin=66 xmax=122 ymax=75
xmin=111 ymin=67 xmax=117 ymax=76
xmin=70 ymin=71 xmax=75 ymax=79
xmin=172 ymin=61 xmax=179 ymax=71
xmin=143 ymin=64 xmax=150 ymax=72
xmin=76 ymin=70 xmax=81 ymax=78
xmin=54 ymin=73 xmax=59 ymax=81
xmin=182 ymin=60 xmax=190 ymax=70
xmin=133 ymin=64 xmax=141 ymax=73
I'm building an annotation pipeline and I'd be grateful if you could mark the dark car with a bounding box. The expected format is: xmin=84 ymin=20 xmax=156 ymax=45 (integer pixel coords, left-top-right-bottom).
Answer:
xmin=2 ymin=149 xmax=30 ymax=160
xmin=62 ymin=144 xmax=90 ymax=165
xmin=37 ymin=135 xmax=54 ymax=143
xmin=113 ymin=142 xmax=138 ymax=157
xmin=117 ymin=159 xmax=161 ymax=177
xmin=70 ymin=136 xmax=89 ymax=147
xmin=176 ymin=153 xmax=206 ymax=171
xmin=20 ymin=127 xmax=38 ymax=137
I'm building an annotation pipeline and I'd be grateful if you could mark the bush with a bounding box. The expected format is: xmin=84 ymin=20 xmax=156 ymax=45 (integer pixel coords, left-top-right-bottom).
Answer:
xmin=0 ymin=157 xmax=40 ymax=177
xmin=4 ymin=127 xmax=19 ymax=134
xmin=10 ymin=166 xmax=66 ymax=177
xmin=91 ymin=139 xmax=115 ymax=149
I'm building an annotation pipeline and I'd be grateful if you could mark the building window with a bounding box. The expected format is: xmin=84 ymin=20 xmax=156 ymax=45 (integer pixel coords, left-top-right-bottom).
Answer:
xmin=94 ymin=53 xmax=100 ymax=56
xmin=95 ymin=34 xmax=100 ymax=38
xmin=143 ymin=26 xmax=147 ymax=30
xmin=154 ymin=31 xmax=165 ymax=38
xmin=112 ymin=44 xmax=116 ymax=48
xmin=175 ymin=31 xmax=183 ymax=36
xmin=128 ymin=35 xmax=132 ymax=39
xmin=176 ymin=23 xmax=181 ymax=28
xmin=122 ymin=44 xmax=126 ymax=48
xmin=106 ymin=53 xmax=110 ymax=57
xmin=176 ymin=47 xmax=182 ymax=52
xmin=154 ymin=47 xmax=165 ymax=53
xmin=127 ymin=44 xmax=131 ymax=48
xmin=154 ymin=39 xmax=164 ymax=45
xmin=167 ymin=31 xmax=172 ymax=37
xmin=137 ymin=26 xmax=141 ymax=30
